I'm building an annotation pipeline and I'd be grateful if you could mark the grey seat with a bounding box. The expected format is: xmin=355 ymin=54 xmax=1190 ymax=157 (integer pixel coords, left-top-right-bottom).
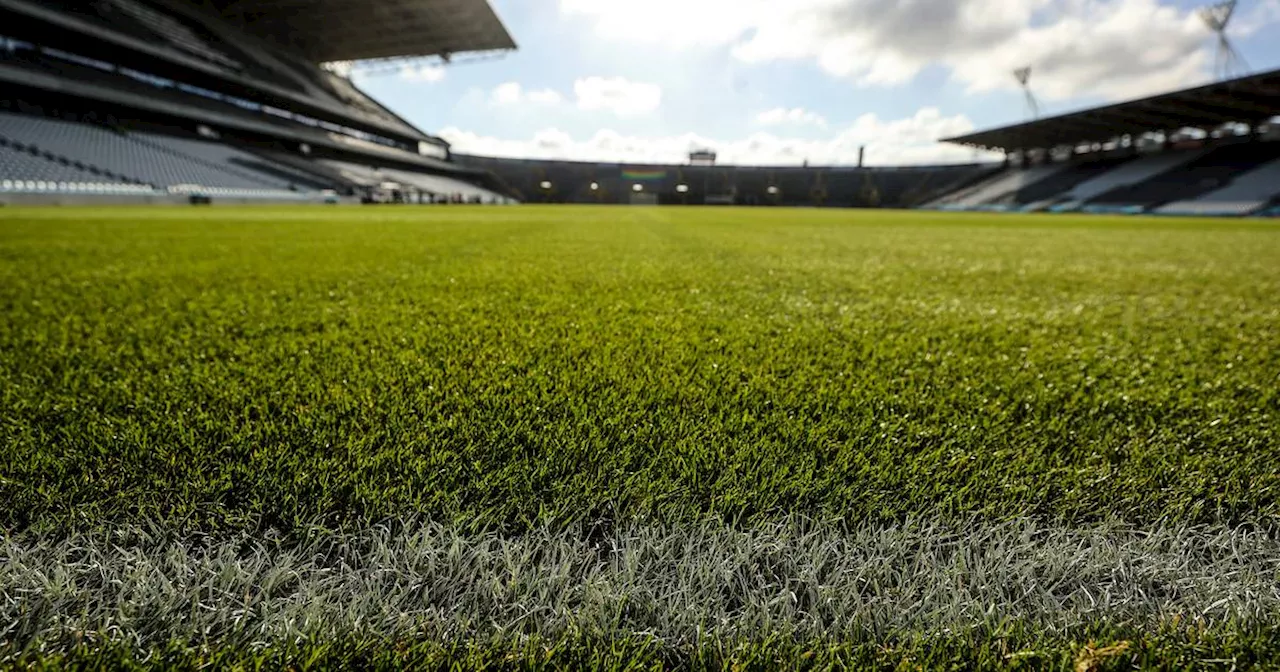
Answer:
xmin=0 ymin=143 xmax=153 ymax=193
xmin=0 ymin=112 xmax=295 ymax=190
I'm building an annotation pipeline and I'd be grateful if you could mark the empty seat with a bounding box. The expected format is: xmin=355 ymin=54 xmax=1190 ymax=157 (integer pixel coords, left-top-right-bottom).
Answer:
xmin=133 ymin=132 xmax=327 ymax=189
xmin=380 ymin=168 xmax=506 ymax=202
xmin=1008 ymin=155 xmax=1136 ymax=204
xmin=1058 ymin=150 xmax=1205 ymax=206
xmin=929 ymin=164 xmax=1068 ymax=209
xmin=0 ymin=144 xmax=101 ymax=184
xmin=321 ymin=160 xmax=382 ymax=187
xmin=322 ymin=160 xmax=510 ymax=203
xmin=1090 ymin=142 xmax=1280 ymax=208
xmin=1155 ymin=157 xmax=1280 ymax=216
xmin=0 ymin=112 xmax=303 ymax=190
xmin=0 ymin=143 xmax=155 ymax=194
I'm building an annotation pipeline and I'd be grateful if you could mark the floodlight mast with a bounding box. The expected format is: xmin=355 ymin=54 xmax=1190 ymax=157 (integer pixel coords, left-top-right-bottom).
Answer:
xmin=1199 ymin=0 xmax=1249 ymax=80
xmin=1014 ymin=67 xmax=1040 ymax=120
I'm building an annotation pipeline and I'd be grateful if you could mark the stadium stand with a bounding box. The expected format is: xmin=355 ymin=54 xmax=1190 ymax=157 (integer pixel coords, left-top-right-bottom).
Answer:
xmin=927 ymin=164 xmax=1069 ymax=210
xmin=1003 ymin=154 xmax=1136 ymax=209
xmin=821 ymin=170 xmax=861 ymax=207
xmin=133 ymin=131 xmax=330 ymax=189
xmin=944 ymin=68 xmax=1280 ymax=154
xmin=3 ymin=0 xmax=438 ymax=140
xmin=732 ymin=170 xmax=770 ymax=206
xmin=452 ymin=156 xmax=993 ymax=208
xmin=107 ymin=0 xmax=243 ymax=70
xmin=0 ymin=0 xmax=515 ymax=205
xmin=1048 ymin=149 xmax=1208 ymax=212
xmin=253 ymin=148 xmax=355 ymax=186
xmin=914 ymin=165 xmax=1004 ymax=206
xmin=0 ymin=139 xmax=150 ymax=194
xmin=772 ymin=170 xmax=812 ymax=204
xmin=1087 ymin=141 xmax=1280 ymax=210
xmin=379 ymin=168 xmax=509 ymax=203
xmin=319 ymin=160 xmax=381 ymax=188
xmin=1155 ymin=157 xmax=1280 ymax=216
xmin=321 ymin=160 xmax=511 ymax=203
xmin=937 ymin=68 xmax=1280 ymax=215
xmin=0 ymin=111 xmax=308 ymax=194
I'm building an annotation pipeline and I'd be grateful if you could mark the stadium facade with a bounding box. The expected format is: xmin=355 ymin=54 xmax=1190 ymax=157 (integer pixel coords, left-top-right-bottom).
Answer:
xmin=1 ymin=0 xmax=1279 ymax=215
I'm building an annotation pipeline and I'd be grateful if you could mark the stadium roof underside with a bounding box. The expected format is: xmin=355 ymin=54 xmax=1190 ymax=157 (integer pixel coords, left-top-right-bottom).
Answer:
xmin=205 ymin=0 xmax=517 ymax=63
xmin=943 ymin=68 xmax=1280 ymax=153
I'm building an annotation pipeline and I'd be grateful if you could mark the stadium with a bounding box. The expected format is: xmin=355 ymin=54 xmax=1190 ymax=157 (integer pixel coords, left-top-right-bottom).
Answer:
xmin=2 ymin=0 xmax=1280 ymax=212
xmin=1 ymin=0 xmax=1279 ymax=670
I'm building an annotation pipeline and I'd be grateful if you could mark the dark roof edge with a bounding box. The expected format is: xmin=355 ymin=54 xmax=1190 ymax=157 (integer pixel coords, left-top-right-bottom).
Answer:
xmin=943 ymin=67 xmax=1280 ymax=149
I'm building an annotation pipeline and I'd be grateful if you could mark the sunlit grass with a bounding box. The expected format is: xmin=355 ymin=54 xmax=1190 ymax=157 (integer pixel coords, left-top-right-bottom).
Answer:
xmin=2 ymin=206 xmax=1275 ymax=532
xmin=0 ymin=205 xmax=1277 ymax=668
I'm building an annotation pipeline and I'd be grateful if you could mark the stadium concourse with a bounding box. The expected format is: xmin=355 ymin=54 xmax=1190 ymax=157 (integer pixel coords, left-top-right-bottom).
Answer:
xmin=1 ymin=0 xmax=1280 ymax=215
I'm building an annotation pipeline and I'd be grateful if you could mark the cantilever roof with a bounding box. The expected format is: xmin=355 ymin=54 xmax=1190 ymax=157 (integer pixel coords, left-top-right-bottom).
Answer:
xmin=944 ymin=68 xmax=1280 ymax=152
xmin=207 ymin=0 xmax=517 ymax=63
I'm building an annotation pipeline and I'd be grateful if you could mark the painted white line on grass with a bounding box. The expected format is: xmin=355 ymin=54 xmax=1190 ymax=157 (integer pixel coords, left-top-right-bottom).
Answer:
xmin=2 ymin=518 xmax=1278 ymax=650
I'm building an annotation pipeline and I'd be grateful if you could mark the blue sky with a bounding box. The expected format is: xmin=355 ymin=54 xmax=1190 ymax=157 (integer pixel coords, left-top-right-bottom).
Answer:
xmin=352 ymin=0 xmax=1280 ymax=165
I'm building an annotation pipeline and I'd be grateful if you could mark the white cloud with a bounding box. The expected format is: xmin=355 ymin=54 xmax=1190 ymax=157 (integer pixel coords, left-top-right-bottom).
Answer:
xmin=527 ymin=89 xmax=565 ymax=105
xmin=483 ymin=77 xmax=665 ymax=115
xmin=441 ymin=107 xmax=995 ymax=166
xmin=756 ymin=108 xmax=829 ymax=128
xmin=559 ymin=0 xmax=1262 ymax=102
xmin=398 ymin=64 xmax=446 ymax=83
xmin=491 ymin=82 xmax=564 ymax=106
xmin=574 ymin=76 xmax=663 ymax=116
xmin=487 ymin=77 xmax=662 ymax=116
xmin=492 ymin=82 xmax=524 ymax=105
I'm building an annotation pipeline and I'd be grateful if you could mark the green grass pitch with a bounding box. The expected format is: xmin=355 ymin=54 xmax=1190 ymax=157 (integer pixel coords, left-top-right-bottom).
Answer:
xmin=1 ymin=205 xmax=1278 ymax=669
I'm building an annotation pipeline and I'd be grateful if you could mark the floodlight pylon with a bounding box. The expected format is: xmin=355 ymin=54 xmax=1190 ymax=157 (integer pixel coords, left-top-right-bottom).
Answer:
xmin=1013 ymin=67 xmax=1040 ymax=119
xmin=1199 ymin=0 xmax=1249 ymax=80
